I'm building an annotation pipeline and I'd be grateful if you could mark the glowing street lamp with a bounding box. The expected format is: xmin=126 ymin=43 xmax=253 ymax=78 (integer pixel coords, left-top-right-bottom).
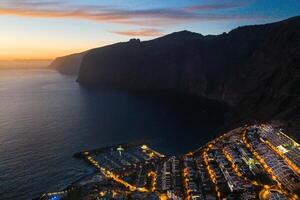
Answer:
xmin=117 ymin=145 xmax=124 ymax=156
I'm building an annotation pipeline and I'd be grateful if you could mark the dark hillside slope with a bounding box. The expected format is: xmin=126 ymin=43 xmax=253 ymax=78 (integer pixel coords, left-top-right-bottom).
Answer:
xmin=63 ymin=16 xmax=300 ymax=131
xmin=231 ymin=17 xmax=300 ymax=129
xmin=78 ymin=18 xmax=297 ymax=104
xmin=78 ymin=27 xmax=269 ymax=103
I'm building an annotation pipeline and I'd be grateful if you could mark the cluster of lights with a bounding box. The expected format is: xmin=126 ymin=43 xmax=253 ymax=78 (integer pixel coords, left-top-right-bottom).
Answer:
xmin=242 ymin=130 xmax=281 ymax=184
xmin=222 ymin=149 xmax=243 ymax=177
xmin=141 ymin=144 xmax=165 ymax=159
xmin=201 ymin=147 xmax=221 ymax=199
xmin=84 ymin=152 xmax=149 ymax=193
xmin=222 ymin=148 xmax=260 ymax=187
xmin=65 ymin=125 xmax=300 ymax=200
xmin=148 ymin=171 xmax=157 ymax=192
xmin=182 ymin=167 xmax=192 ymax=200
xmin=242 ymin=128 xmax=299 ymax=200
xmin=264 ymin=140 xmax=300 ymax=175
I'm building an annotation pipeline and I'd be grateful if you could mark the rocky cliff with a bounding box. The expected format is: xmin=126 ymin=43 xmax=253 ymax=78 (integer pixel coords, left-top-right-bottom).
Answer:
xmin=49 ymin=52 xmax=87 ymax=75
xmin=54 ymin=16 xmax=300 ymax=131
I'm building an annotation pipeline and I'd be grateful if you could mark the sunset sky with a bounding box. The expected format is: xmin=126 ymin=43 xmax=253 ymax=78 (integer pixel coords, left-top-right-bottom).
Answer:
xmin=0 ymin=0 xmax=299 ymax=60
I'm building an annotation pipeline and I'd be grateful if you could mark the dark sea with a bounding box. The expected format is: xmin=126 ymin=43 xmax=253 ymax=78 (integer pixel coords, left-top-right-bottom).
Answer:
xmin=0 ymin=69 xmax=228 ymax=200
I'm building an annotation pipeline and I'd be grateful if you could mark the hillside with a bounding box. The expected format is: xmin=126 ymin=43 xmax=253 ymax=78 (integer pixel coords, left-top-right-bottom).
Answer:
xmin=52 ymin=16 xmax=300 ymax=132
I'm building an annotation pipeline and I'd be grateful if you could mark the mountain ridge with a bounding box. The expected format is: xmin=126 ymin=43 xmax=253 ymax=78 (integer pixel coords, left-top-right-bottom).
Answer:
xmin=49 ymin=16 xmax=300 ymax=132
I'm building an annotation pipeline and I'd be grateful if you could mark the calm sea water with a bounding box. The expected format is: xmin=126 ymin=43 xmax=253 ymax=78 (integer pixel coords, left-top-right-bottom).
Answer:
xmin=0 ymin=69 xmax=228 ymax=200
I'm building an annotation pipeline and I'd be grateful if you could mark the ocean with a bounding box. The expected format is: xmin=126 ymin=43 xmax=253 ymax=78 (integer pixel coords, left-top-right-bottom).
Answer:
xmin=0 ymin=69 xmax=227 ymax=199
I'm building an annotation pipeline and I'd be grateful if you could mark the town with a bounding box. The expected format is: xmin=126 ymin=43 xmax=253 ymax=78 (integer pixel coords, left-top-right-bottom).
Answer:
xmin=38 ymin=124 xmax=300 ymax=200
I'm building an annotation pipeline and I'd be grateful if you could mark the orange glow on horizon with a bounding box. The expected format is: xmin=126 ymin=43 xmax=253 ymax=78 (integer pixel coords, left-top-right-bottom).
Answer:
xmin=0 ymin=47 xmax=88 ymax=61
xmin=0 ymin=31 xmax=109 ymax=61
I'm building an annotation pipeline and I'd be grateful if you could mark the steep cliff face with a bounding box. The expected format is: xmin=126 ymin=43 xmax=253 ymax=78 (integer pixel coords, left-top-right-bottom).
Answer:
xmin=77 ymin=18 xmax=291 ymax=105
xmin=229 ymin=17 xmax=300 ymax=128
xmin=66 ymin=16 xmax=299 ymax=130
xmin=77 ymin=32 xmax=255 ymax=104
xmin=49 ymin=52 xmax=87 ymax=75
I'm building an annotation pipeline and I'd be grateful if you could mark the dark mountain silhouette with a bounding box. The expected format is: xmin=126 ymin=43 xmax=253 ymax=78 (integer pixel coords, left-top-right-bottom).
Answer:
xmin=50 ymin=16 xmax=300 ymax=132
xmin=49 ymin=51 xmax=87 ymax=75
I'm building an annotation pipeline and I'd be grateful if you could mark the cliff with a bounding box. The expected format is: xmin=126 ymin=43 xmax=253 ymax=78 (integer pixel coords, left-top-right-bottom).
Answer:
xmin=57 ymin=16 xmax=300 ymax=131
xmin=49 ymin=52 xmax=87 ymax=75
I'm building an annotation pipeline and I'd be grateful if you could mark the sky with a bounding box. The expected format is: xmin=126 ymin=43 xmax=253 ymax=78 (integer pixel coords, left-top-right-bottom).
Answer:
xmin=0 ymin=0 xmax=299 ymax=60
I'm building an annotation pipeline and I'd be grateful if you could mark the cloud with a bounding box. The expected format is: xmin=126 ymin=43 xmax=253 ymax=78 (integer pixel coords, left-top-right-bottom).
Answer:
xmin=184 ymin=2 xmax=248 ymax=11
xmin=0 ymin=0 xmax=267 ymax=27
xmin=110 ymin=28 xmax=164 ymax=37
